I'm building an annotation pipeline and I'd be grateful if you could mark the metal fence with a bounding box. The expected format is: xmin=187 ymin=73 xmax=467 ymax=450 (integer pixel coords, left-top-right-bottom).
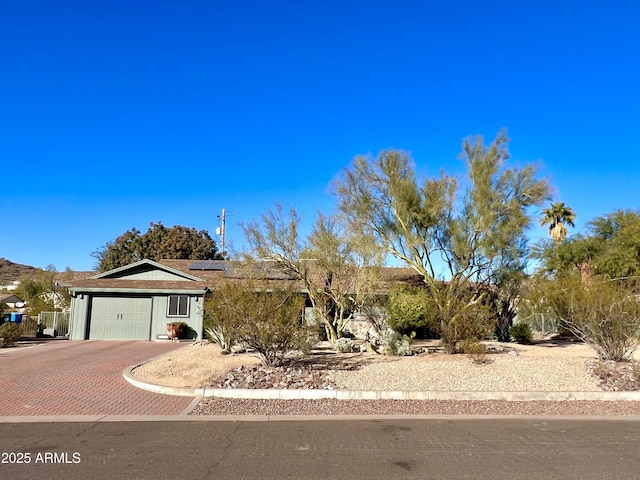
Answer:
xmin=38 ymin=311 xmax=70 ymax=336
xmin=515 ymin=313 xmax=559 ymax=334
xmin=16 ymin=312 xmax=70 ymax=337
xmin=18 ymin=316 xmax=39 ymax=336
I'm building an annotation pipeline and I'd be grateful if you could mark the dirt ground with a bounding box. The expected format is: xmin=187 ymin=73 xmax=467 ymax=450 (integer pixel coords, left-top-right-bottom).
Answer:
xmin=132 ymin=342 xmax=261 ymax=388
xmin=131 ymin=334 xmax=606 ymax=389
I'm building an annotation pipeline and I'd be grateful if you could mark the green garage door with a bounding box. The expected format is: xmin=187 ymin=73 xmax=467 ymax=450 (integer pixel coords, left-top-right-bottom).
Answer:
xmin=89 ymin=297 xmax=152 ymax=340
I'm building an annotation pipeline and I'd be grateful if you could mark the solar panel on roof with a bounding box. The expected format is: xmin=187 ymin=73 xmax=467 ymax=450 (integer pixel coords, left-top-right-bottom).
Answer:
xmin=188 ymin=260 xmax=227 ymax=271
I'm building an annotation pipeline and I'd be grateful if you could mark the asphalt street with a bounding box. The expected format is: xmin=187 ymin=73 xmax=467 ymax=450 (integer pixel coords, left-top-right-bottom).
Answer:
xmin=1 ymin=417 xmax=639 ymax=480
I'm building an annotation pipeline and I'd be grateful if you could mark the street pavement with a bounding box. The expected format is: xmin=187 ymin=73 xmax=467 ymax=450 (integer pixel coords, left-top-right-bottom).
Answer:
xmin=1 ymin=418 xmax=639 ymax=479
xmin=0 ymin=340 xmax=194 ymax=416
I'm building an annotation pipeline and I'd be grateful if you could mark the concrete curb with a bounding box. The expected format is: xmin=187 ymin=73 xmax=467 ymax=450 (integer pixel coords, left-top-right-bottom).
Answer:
xmin=5 ymin=414 xmax=640 ymax=423
xmin=122 ymin=366 xmax=640 ymax=402
xmin=6 ymin=415 xmax=640 ymax=424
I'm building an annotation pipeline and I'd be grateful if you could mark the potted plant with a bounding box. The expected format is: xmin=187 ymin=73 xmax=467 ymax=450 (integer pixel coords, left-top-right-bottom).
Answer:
xmin=167 ymin=321 xmax=188 ymax=339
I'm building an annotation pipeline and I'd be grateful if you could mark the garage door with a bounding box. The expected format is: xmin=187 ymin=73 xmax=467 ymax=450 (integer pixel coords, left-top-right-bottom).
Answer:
xmin=89 ymin=297 xmax=152 ymax=340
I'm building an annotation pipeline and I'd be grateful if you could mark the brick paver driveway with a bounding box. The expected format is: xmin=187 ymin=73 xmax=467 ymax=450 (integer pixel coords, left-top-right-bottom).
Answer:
xmin=0 ymin=340 xmax=194 ymax=416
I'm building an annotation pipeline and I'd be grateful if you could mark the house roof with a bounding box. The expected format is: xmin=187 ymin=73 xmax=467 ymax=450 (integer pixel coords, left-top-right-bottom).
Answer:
xmin=159 ymin=259 xmax=306 ymax=290
xmin=0 ymin=293 xmax=23 ymax=304
xmin=70 ymin=259 xmax=208 ymax=294
xmin=68 ymin=258 xmax=425 ymax=295
xmin=91 ymin=259 xmax=204 ymax=282
xmin=68 ymin=279 xmax=209 ymax=294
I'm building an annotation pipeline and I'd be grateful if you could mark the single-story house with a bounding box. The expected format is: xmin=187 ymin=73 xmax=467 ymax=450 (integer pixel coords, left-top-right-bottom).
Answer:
xmin=68 ymin=259 xmax=219 ymax=341
xmin=1 ymin=293 xmax=24 ymax=309
xmin=68 ymin=258 xmax=422 ymax=341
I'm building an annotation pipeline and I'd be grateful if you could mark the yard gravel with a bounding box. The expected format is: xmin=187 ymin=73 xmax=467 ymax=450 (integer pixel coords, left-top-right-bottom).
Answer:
xmin=191 ymin=398 xmax=640 ymax=416
xmin=131 ymin=340 xmax=640 ymax=416
xmin=331 ymin=355 xmax=601 ymax=392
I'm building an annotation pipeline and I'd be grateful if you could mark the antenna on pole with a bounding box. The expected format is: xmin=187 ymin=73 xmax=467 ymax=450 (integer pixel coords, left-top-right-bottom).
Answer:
xmin=216 ymin=208 xmax=237 ymax=256
xmin=216 ymin=208 xmax=227 ymax=254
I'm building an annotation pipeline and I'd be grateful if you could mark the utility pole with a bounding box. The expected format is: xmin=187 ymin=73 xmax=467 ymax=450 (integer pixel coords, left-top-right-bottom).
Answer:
xmin=216 ymin=208 xmax=226 ymax=254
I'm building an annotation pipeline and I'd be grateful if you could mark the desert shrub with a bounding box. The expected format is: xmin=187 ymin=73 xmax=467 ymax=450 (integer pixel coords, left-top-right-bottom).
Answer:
xmin=535 ymin=276 xmax=640 ymax=362
xmin=204 ymin=286 xmax=238 ymax=352
xmin=0 ymin=323 xmax=21 ymax=346
xmin=204 ymin=325 xmax=234 ymax=352
xmin=460 ymin=338 xmax=489 ymax=364
xmin=438 ymin=294 xmax=496 ymax=354
xmin=204 ymin=280 xmax=317 ymax=367
xmin=333 ymin=337 xmax=354 ymax=353
xmin=386 ymin=285 xmax=439 ymax=338
xmin=510 ymin=323 xmax=533 ymax=344
xmin=494 ymin=321 xmax=512 ymax=343
xmin=380 ymin=331 xmax=413 ymax=356
xmin=388 ymin=284 xmax=498 ymax=352
xmin=359 ymin=298 xmax=389 ymax=336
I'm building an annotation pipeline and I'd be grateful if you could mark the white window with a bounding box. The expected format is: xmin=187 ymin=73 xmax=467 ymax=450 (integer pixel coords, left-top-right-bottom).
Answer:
xmin=167 ymin=295 xmax=189 ymax=317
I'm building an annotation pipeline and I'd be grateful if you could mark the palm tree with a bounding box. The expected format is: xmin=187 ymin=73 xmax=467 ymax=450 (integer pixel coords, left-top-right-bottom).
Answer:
xmin=540 ymin=202 xmax=576 ymax=243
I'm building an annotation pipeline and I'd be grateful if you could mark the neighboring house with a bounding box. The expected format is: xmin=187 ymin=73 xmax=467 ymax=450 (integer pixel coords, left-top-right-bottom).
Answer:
xmin=1 ymin=293 xmax=25 ymax=311
xmin=0 ymin=281 xmax=20 ymax=292
xmin=68 ymin=258 xmax=423 ymax=341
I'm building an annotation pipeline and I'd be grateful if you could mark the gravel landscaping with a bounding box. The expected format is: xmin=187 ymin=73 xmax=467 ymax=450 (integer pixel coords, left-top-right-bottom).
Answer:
xmin=131 ymin=337 xmax=640 ymax=416
xmin=191 ymin=398 xmax=640 ymax=416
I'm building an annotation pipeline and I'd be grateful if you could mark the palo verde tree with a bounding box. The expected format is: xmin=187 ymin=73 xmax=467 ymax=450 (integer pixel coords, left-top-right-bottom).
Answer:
xmin=93 ymin=222 xmax=222 ymax=272
xmin=240 ymin=204 xmax=383 ymax=343
xmin=333 ymin=130 xmax=551 ymax=351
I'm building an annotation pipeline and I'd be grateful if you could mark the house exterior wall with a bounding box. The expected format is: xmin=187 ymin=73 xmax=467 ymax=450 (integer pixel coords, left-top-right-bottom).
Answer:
xmin=69 ymin=294 xmax=90 ymax=341
xmin=115 ymin=270 xmax=191 ymax=281
xmin=70 ymin=292 xmax=204 ymax=341
xmin=151 ymin=294 xmax=203 ymax=340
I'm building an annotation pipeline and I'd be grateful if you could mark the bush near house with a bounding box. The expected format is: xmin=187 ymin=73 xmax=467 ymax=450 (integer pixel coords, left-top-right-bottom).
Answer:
xmin=510 ymin=323 xmax=533 ymax=344
xmin=386 ymin=285 xmax=439 ymax=338
xmin=204 ymin=279 xmax=318 ymax=367
xmin=380 ymin=331 xmax=413 ymax=356
xmin=437 ymin=292 xmax=496 ymax=354
xmin=532 ymin=276 xmax=640 ymax=362
xmin=0 ymin=322 xmax=21 ymax=347
xmin=333 ymin=337 xmax=354 ymax=353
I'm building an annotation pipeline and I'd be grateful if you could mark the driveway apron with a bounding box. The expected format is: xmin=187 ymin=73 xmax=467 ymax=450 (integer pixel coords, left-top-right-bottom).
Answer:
xmin=0 ymin=340 xmax=194 ymax=416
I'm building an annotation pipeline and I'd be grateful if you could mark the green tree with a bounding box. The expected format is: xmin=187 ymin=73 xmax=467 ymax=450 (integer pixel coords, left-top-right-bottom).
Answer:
xmin=14 ymin=266 xmax=59 ymax=316
xmin=240 ymin=204 xmax=383 ymax=342
xmin=333 ymin=130 xmax=550 ymax=352
xmin=587 ymin=210 xmax=640 ymax=280
xmin=534 ymin=209 xmax=640 ymax=283
xmin=531 ymin=275 xmax=640 ymax=361
xmin=93 ymin=222 xmax=222 ymax=272
xmin=204 ymin=278 xmax=316 ymax=367
xmin=539 ymin=202 xmax=576 ymax=243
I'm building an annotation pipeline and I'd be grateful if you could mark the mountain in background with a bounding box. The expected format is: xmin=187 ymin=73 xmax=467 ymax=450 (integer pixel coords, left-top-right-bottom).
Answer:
xmin=0 ymin=258 xmax=38 ymax=282
xmin=0 ymin=259 xmax=95 ymax=284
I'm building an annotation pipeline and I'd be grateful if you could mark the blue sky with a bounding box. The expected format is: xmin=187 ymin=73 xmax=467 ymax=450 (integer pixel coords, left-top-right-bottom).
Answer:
xmin=1 ymin=0 xmax=638 ymax=272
